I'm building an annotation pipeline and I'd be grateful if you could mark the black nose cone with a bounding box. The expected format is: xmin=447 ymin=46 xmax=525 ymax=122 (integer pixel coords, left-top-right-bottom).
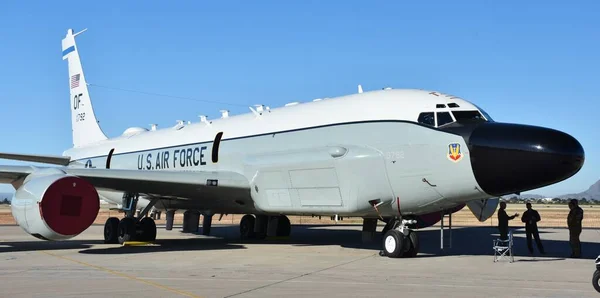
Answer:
xmin=469 ymin=122 xmax=584 ymax=196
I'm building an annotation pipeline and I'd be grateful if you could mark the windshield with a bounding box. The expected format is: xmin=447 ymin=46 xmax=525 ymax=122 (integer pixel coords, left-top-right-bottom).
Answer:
xmin=451 ymin=110 xmax=486 ymax=122
xmin=474 ymin=105 xmax=494 ymax=122
xmin=417 ymin=112 xmax=435 ymax=126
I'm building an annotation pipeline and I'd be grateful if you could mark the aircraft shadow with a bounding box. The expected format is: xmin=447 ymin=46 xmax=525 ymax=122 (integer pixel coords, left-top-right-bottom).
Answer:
xmin=411 ymin=226 xmax=593 ymax=260
xmin=204 ymin=225 xmax=600 ymax=260
xmin=78 ymin=238 xmax=245 ymax=255
xmin=79 ymin=224 xmax=597 ymax=260
xmin=0 ymin=240 xmax=102 ymax=253
xmin=1 ymin=225 xmax=596 ymax=261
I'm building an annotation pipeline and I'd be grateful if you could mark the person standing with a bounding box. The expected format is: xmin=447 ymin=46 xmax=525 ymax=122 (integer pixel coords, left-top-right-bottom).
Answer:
xmin=497 ymin=202 xmax=518 ymax=240
xmin=567 ymin=199 xmax=584 ymax=258
xmin=521 ymin=203 xmax=545 ymax=255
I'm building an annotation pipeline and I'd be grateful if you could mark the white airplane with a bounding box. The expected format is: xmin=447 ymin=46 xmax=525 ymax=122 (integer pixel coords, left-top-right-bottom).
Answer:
xmin=0 ymin=29 xmax=585 ymax=258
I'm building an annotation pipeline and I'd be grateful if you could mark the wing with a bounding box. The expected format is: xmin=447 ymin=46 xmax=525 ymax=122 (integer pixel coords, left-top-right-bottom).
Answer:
xmin=0 ymin=165 xmax=37 ymax=184
xmin=66 ymin=168 xmax=250 ymax=198
xmin=0 ymin=152 xmax=71 ymax=165
xmin=0 ymin=166 xmax=251 ymax=207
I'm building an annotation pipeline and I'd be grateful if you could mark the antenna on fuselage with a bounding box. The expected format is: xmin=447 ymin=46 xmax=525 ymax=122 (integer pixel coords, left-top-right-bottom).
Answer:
xmin=358 ymin=84 xmax=363 ymax=94
xmin=249 ymin=104 xmax=265 ymax=117
xmin=199 ymin=115 xmax=211 ymax=126
xmin=174 ymin=120 xmax=185 ymax=130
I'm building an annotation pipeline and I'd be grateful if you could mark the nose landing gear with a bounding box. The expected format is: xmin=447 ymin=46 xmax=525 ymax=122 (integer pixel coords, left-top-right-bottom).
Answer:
xmin=380 ymin=219 xmax=419 ymax=258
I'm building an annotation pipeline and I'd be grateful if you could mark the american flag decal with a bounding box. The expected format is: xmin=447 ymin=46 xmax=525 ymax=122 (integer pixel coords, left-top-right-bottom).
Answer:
xmin=70 ymin=74 xmax=80 ymax=89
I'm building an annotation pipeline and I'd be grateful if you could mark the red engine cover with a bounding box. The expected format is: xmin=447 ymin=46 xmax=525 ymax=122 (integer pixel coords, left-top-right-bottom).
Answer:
xmin=39 ymin=176 xmax=100 ymax=236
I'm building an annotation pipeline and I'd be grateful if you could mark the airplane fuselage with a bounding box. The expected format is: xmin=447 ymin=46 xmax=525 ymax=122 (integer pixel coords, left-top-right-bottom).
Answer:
xmin=64 ymin=89 xmax=488 ymax=218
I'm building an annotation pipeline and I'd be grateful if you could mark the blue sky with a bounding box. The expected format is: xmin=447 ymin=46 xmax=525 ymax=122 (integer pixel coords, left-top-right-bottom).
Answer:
xmin=0 ymin=1 xmax=598 ymax=197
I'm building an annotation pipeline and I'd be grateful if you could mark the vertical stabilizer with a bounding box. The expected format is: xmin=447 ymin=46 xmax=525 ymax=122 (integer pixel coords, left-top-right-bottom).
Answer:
xmin=62 ymin=29 xmax=107 ymax=148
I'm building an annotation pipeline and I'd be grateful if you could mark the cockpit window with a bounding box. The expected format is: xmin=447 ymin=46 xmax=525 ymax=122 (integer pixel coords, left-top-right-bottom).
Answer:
xmin=417 ymin=112 xmax=435 ymax=126
xmin=436 ymin=104 xmax=446 ymax=108
xmin=451 ymin=110 xmax=486 ymax=122
xmin=436 ymin=112 xmax=454 ymax=126
xmin=447 ymin=103 xmax=460 ymax=108
xmin=473 ymin=105 xmax=494 ymax=122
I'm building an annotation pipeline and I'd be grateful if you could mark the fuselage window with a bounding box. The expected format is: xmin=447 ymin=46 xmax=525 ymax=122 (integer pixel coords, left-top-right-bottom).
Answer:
xmin=436 ymin=112 xmax=454 ymax=127
xmin=417 ymin=112 xmax=435 ymax=126
xmin=212 ymin=132 xmax=223 ymax=163
xmin=451 ymin=110 xmax=486 ymax=122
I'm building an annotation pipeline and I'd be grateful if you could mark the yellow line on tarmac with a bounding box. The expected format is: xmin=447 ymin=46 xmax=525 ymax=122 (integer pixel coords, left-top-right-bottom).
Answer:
xmin=40 ymin=251 xmax=201 ymax=298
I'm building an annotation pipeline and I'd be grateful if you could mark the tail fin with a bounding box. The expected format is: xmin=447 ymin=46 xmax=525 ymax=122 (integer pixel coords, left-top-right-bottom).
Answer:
xmin=62 ymin=28 xmax=107 ymax=148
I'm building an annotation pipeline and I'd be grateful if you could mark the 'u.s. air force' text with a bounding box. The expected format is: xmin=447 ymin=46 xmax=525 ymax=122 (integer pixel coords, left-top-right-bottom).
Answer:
xmin=137 ymin=145 xmax=208 ymax=170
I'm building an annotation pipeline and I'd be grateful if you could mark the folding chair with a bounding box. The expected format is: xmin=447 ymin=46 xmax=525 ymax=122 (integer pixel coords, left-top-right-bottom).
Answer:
xmin=493 ymin=230 xmax=514 ymax=262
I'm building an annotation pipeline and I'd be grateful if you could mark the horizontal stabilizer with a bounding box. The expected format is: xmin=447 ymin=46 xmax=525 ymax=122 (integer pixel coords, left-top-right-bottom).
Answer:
xmin=466 ymin=198 xmax=500 ymax=222
xmin=0 ymin=152 xmax=71 ymax=166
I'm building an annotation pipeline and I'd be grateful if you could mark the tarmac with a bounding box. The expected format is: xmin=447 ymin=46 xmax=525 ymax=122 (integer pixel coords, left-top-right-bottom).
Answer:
xmin=0 ymin=223 xmax=599 ymax=298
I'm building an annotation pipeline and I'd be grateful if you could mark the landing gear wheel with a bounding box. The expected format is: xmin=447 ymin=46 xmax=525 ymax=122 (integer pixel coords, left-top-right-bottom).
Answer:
xmin=118 ymin=217 xmax=136 ymax=244
xmin=382 ymin=230 xmax=404 ymax=258
xmin=276 ymin=215 xmax=291 ymax=237
xmin=104 ymin=217 xmax=120 ymax=244
xmin=240 ymin=215 xmax=256 ymax=239
xmin=402 ymin=231 xmax=419 ymax=258
xmin=138 ymin=217 xmax=157 ymax=242
xmin=254 ymin=215 xmax=268 ymax=240
xmin=593 ymin=270 xmax=600 ymax=293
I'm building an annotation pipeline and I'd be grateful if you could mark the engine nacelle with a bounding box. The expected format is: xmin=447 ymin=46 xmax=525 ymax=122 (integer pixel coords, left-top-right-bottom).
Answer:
xmin=11 ymin=169 xmax=100 ymax=241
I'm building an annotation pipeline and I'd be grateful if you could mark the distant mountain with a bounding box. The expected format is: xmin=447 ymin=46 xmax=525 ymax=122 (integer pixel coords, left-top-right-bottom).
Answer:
xmin=515 ymin=179 xmax=600 ymax=201
xmin=557 ymin=179 xmax=600 ymax=200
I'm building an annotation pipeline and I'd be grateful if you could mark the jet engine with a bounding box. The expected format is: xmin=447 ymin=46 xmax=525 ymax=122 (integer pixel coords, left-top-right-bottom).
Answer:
xmin=11 ymin=169 xmax=100 ymax=240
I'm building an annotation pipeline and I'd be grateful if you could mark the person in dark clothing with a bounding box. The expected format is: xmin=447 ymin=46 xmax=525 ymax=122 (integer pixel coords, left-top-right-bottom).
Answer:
xmin=568 ymin=199 xmax=584 ymax=258
xmin=497 ymin=202 xmax=518 ymax=240
xmin=521 ymin=203 xmax=545 ymax=255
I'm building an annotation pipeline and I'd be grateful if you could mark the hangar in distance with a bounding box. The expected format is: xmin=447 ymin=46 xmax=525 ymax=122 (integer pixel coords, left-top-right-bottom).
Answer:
xmin=0 ymin=29 xmax=585 ymax=258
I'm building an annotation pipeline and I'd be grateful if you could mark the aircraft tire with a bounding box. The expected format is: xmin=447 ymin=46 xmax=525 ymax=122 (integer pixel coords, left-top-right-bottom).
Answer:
xmin=402 ymin=231 xmax=419 ymax=258
xmin=382 ymin=230 xmax=404 ymax=258
xmin=118 ymin=217 xmax=136 ymax=244
xmin=104 ymin=217 xmax=120 ymax=244
xmin=276 ymin=215 xmax=291 ymax=237
xmin=138 ymin=217 xmax=157 ymax=242
xmin=240 ymin=214 xmax=256 ymax=240
xmin=254 ymin=215 xmax=268 ymax=240
xmin=593 ymin=270 xmax=600 ymax=293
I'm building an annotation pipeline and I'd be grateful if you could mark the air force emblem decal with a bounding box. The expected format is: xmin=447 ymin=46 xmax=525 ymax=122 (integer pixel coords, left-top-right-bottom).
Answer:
xmin=447 ymin=143 xmax=463 ymax=162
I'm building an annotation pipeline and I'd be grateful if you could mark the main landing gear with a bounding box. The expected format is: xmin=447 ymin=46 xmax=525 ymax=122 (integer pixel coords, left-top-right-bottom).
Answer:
xmin=239 ymin=214 xmax=291 ymax=240
xmin=380 ymin=218 xmax=420 ymax=258
xmin=104 ymin=193 xmax=158 ymax=245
